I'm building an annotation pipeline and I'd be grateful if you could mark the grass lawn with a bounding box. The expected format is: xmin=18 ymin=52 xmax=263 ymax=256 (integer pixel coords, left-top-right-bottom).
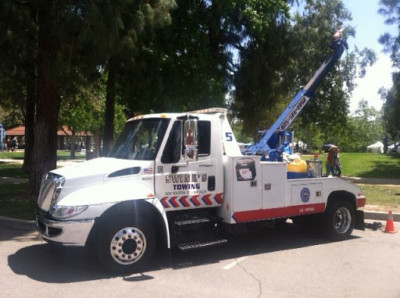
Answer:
xmin=0 ymin=150 xmax=25 ymax=160
xmin=0 ymin=151 xmax=399 ymax=220
xmin=306 ymin=152 xmax=400 ymax=178
xmin=0 ymin=162 xmax=29 ymax=178
xmin=359 ymin=184 xmax=400 ymax=212
xmin=0 ymin=150 xmax=86 ymax=161
xmin=0 ymin=182 xmax=35 ymax=220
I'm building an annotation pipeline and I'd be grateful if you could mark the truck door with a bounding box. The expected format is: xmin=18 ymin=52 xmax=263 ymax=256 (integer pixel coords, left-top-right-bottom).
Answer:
xmin=154 ymin=119 xmax=223 ymax=210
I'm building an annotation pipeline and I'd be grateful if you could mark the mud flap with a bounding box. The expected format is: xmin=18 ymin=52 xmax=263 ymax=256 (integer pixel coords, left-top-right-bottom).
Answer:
xmin=355 ymin=210 xmax=365 ymax=230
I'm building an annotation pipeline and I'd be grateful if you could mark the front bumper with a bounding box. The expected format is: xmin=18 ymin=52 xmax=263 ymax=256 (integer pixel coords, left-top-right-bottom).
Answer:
xmin=36 ymin=212 xmax=95 ymax=246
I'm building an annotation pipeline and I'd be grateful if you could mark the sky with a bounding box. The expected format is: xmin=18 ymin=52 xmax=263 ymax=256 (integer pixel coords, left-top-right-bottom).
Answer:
xmin=345 ymin=0 xmax=398 ymax=113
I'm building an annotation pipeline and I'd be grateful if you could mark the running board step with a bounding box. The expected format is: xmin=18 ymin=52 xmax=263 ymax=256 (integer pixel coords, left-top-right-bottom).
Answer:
xmin=178 ymin=239 xmax=228 ymax=251
xmin=174 ymin=218 xmax=210 ymax=226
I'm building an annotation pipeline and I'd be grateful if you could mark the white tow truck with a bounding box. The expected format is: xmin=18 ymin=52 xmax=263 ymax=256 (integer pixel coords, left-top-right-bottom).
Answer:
xmin=36 ymin=31 xmax=366 ymax=273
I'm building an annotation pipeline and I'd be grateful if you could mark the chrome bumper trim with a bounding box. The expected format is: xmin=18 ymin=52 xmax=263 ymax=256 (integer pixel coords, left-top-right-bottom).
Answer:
xmin=36 ymin=214 xmax=95 ymax=246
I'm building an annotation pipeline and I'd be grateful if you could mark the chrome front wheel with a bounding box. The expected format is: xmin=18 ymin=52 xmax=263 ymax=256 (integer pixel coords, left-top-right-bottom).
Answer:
xmin=95 ymin=216 xmax=155 ymax=273
xmin=110 ymin=227 xmax=147 ymax=265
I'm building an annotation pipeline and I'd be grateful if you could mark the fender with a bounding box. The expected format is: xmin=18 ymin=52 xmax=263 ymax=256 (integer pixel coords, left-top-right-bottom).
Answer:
xmin=145 ymin=197 xmax=171 ymax=248
xmin=58 ymin=180 xmax=172 ymax=249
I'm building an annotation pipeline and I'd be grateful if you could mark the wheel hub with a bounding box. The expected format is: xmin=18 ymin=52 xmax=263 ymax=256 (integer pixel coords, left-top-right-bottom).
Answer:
xmin=110 ymin=227 xmax=146 ymax=265
xmin=334 ymin=207 xmax=351 ymax=234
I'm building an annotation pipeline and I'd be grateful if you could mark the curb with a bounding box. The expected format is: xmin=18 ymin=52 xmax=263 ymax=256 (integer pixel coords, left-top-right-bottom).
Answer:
xmin=343 ymin=176 xmax=400 ymax=185
xmin=364 ymin=211 xmax=400 ymax=222
xmin=1 ymin=211 xmax=399 ymax=232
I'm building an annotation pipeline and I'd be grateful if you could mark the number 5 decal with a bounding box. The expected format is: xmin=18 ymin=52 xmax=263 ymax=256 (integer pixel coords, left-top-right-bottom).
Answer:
xmin=225 ymin=132 xmax=233 ymax=142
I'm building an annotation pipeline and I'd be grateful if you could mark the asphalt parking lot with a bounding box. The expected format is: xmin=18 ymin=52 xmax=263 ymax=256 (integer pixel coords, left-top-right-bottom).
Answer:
xmin=1 ymin=219 xmax=400 ymax=298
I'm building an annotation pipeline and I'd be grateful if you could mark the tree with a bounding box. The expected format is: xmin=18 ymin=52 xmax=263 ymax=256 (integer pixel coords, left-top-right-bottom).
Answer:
xmin=60 ymin=77 xmax=127 ymax=158
xmin=233 ymin=21 xmax=295 ymax=133
xmin=86 ymin=1 xmax=177 ymax=155
xmin=233 ymin=0 xmax=376 ymax=151
xmin=233 ymin=0 xmax=354 ymax=139
xmin=115 ymin=0 xmax=289 ymax=120
xmin=379 ymin=0 xmax=400 ymax=67
xmin=59 ymin=81 xmax=103 ymax=159
xmin=382 ymin=73 xmax=400 ymax=140
xmin=287 ymin=1 xmax=354 ymax=150
xmin=0 ymin=0 xmax=36 ymax=169
xmin=2 ymin=0 xmax=177 ymax=196
xmin=340 ymin=100 xmax=384 ymax=151
xmin=379 ymin=0 xmax=400 ymax=141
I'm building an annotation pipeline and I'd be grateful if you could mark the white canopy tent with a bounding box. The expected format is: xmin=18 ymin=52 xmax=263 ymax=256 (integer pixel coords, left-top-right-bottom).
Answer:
xmin=367 ymin=141 xmax=384 ymax=153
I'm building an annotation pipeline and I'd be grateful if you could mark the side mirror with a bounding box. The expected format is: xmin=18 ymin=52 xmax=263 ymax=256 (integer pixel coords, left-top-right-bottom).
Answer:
xmin=184 ymin=119 xmax=198 ymax=161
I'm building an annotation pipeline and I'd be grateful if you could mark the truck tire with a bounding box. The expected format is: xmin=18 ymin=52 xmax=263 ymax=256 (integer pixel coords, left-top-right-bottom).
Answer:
xmin=95 ymin=215 xmax=156 ymax=274
xmin=322 ymin=199 xmax=355 ymax=241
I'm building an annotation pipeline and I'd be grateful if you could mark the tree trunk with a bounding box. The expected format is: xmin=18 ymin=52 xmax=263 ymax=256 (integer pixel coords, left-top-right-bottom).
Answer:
xmin=69 ymin=131 xmax=76 ymax=159
xmin=305 ymin=122 xmax=312 ymax=153
xmin=102 ymin=56 xmax=117 ymax=156
xmin=208 ymin=0 xmax=222 ymax=61
xmin=94 ymin=130 xmax=101 ymax=157
xmin=22 ymin=57 xmax=36 ymax=171
xmin=28 ymin=95 xmax=60 ymax=196
xmin=28 ymin=1 xmax=61 ymax=197
xmin=22 ymin=0 xmax=38 ymax=172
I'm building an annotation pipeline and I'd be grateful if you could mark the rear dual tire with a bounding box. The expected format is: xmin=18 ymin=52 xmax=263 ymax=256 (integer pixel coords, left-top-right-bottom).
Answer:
xmin=323 ymin=200 xmax=355 ymax=241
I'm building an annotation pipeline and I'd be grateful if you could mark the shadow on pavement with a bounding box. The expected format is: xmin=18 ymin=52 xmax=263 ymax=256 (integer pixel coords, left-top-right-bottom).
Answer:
xmin=8 ymin=244 xmax=108 ymax=282
xmin=7 ymin=222 xmax=360 ymax=283
xmin=167 ymin=223 xmax=359 ymax=270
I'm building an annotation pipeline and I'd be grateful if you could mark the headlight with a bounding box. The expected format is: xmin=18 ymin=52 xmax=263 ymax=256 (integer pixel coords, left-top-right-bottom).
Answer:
xmin=50 ymin=205 xmax=88 ymax=220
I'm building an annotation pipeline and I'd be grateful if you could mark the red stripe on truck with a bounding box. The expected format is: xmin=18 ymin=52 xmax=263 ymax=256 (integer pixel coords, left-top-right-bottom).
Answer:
xmin=232 ymin=203 xmax=326 ymax=223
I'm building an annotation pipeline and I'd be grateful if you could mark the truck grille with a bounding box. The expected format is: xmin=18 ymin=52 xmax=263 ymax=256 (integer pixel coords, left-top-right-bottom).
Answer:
xmin=37 ymin=173 xmax=65 ymax=212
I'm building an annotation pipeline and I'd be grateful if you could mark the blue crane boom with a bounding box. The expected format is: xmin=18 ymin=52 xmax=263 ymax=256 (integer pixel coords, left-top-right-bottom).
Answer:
xmin=246 ymin=30 xmax=348 ymax=158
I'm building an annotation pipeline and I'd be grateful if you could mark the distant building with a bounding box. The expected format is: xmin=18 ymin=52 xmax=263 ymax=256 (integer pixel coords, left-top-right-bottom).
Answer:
xmin=4 ymin=125 xmax=92 ymax=150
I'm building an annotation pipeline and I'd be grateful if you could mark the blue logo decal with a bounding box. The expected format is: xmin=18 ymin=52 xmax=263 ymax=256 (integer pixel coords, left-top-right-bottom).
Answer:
xmin=300 ymin=187 xmax=310 ymax=203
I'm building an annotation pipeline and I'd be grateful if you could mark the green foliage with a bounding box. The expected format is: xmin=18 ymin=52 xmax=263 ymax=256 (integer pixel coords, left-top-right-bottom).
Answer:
xmin=0 ymin=0 xmax=178 ymax=193
xmin=119 ymin=0 xmax=227 ymax=113
xmin=340 ymin=101 xmax=384 ymax=152
xmin=0 ymin=1 xmax=36 ymax=128
xmin=233 ymin=0 xmax=377 ymax=151
xmin=379 ymin=0 xmax=400 ymax=141
xmin=382 ymin=73 xmax=400 ymax=140
xmin=294 ymin=100 xmax=384 ymax=152
xmin=231 ymin=120 xmax=253 ymax=143
xmin=290 ymin=0 xmax=353 ymax=136
xmin=233 ymin=21 xmax=296 ymax=133
xmin=60 ymin=78 xmax=106 ymax=133
xmin=379 ymin=0 xmax=400 ymax=67
xmin=233 ymin=0 xmax=350 ymax=134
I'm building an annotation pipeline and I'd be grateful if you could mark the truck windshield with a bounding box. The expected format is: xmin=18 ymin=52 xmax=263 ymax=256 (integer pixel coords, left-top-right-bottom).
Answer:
xmin=110 ymin=118 xmax=170 ymax=160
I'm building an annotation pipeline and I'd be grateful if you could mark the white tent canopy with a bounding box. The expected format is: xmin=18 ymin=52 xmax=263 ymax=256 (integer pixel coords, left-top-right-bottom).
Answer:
xmin=367 ymin=141 xmax=384 ymax=153
xmin=388 ymin=143 xmax=400 ymax=153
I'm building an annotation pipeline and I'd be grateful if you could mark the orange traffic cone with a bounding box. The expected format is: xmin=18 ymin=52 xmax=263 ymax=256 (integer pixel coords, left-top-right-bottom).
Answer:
xmin=384 ymin=211 xmax=397 ymax=234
